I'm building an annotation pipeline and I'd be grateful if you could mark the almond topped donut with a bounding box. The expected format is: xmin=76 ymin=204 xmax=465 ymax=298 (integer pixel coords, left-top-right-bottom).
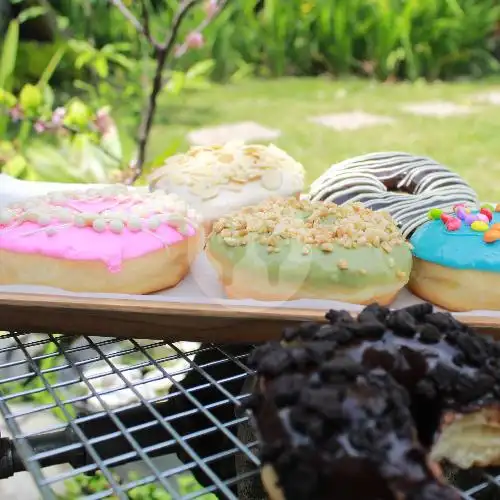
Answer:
xmin=206 ymin=197 xmax=412 ymax=304
xmin=0 ymin=186 xmax=202 ymax=294
xmin=148 ymin=142 xmax=305 ymax=230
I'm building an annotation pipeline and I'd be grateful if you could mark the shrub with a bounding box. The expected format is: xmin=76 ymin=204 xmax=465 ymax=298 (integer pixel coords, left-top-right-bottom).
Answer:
xmin=193 ymin=0 xmax=500 ymax=81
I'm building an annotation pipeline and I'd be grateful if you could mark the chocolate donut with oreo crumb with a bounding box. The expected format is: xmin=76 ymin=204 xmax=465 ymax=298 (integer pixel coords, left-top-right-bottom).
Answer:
xmin=249 ymin=303 xmax=500 ymax=472
xmin=246 ymin=357 xmax=457 ymax=500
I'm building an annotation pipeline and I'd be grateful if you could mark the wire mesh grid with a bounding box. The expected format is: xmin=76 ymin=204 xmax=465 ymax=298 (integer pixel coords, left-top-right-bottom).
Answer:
xmin=0 ymin=331 xmax=260 ymax=499
xmin=0 ymin=331 xmax=499 ymax=499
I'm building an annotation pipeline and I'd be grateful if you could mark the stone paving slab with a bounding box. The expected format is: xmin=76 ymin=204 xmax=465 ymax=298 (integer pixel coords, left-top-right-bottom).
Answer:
xmin=187 ymin=121 xmax=281 ymax=145
xmin=308 ymin=111 xmax=395 ymax=131
xmin=401 ymin=101 xmax=472 ymax=117
xmin=472 ymin=91 xmax=500 ymax=105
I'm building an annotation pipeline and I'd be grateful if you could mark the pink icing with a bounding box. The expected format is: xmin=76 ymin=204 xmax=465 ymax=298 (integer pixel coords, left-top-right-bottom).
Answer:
xmin=0 ymin=197 xmax=197 ymax=273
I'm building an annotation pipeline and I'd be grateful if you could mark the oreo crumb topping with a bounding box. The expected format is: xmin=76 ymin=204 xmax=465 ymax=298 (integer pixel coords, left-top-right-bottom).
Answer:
xmin=248 ymin=357 xmax=457 ymax=500
xmin=247 ymin=303 xmax=500 ymax=499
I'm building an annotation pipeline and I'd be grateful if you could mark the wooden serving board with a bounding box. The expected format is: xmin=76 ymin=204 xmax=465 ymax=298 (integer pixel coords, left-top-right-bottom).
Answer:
xmin=1 ymin=291 xmax=500 ymax=342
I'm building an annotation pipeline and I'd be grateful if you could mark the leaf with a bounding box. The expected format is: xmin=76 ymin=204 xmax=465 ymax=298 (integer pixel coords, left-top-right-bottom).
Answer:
xmin=37 ymin=46 xmax=66 ymax=88
xmin=75 ymin=52 xmax=93 ymax=70
xmin=108 ymin=53 xmax=134 ymax=70
xmin=101 ymin=42 xmax=132 ymax=54
xmin=17 ymin=6 xmax=48 ymax=25
xmin=164 ymin=71 xmax=186 ymax=96
xmin=0 ymin=20 xmax=19 ymax=89
xmin=93 ymin=56 xmax=109 ymax=78
xmin=42 ymin=84 xmax=55 ymax=110
xmin=0 ymin=20 xmax=19 ymax=136
xmin=186 ymin=59 xmax=216 ymax=80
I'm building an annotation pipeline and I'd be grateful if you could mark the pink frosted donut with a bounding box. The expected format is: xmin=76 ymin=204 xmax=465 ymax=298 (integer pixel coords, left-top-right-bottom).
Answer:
xmin=0 ymin=186 xmax=202 ymax=294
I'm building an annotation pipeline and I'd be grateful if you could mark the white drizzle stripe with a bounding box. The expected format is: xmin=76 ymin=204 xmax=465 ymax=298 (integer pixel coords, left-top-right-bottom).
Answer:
xmin=308 ymin=152 xmax=479 ymax=238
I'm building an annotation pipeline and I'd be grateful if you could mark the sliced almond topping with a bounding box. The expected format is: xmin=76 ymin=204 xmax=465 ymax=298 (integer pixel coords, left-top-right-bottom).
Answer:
xmin=261 ymin=169 xmax=283 ymax=191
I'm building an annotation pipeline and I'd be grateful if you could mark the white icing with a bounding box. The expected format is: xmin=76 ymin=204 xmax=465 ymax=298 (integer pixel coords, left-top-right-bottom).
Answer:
xmin=308 ymin=152 xmax=479 ymax=237
xmin=153 ymin=178 xmax=303 ymax=222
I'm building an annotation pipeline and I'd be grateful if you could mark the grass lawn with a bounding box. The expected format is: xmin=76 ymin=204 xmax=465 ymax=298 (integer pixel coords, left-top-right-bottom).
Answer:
xmin=146 ymin=76 xmax=500 ymax=202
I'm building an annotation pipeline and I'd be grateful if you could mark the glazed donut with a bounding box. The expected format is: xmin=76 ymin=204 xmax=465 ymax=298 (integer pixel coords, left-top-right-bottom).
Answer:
xmin=148 ymin=142 xmax=304 ymax=231
xmin=308 ymin=152 xmax=478 ymax=237
xmin=249 ymin=303 xmax=500 ymax=474
xmin=0 ymin=186 xmax=202 ymax=294
xmin=247 ymin=354 xmax=457 ymax=499
xmin=205 ymin=197 xmax=412 ymax=305
xmin=409 ymin=203 xmax=500 ymax=311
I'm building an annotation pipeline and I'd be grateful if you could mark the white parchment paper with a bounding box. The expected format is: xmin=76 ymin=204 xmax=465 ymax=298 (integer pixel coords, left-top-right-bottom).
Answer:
xmin=1 ymin=174 xmax=499 ymax=321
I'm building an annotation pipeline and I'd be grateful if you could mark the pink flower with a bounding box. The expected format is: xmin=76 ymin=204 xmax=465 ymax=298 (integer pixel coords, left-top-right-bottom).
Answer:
xmin=51 ymin=107 xmax=66 ymax=126
xmin=204 ymin=0 xmax=219 ymax=19
xmin=185 ymin=32 xmax=204 ymax=49
xmin=34 ymin=120 xmax=46 ymax=133
xmin=9 ymin=105 xmax=23 ymax=121
xmin=94 ymin=107 xmax=113 ymax=135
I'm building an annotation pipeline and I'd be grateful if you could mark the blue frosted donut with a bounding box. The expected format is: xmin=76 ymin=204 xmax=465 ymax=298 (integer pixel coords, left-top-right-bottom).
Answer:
xmin=408 ymin=205 xmax=500 ymax=311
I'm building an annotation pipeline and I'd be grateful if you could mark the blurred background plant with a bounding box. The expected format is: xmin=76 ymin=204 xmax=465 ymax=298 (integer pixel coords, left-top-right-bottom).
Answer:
xmin=1 ymin=0 xmax=499 ymax=185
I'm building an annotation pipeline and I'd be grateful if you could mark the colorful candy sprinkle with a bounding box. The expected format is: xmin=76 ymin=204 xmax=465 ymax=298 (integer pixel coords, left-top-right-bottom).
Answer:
xmin=456 ymin=208 xmax=467 ymax=220
xmin=481 ymin=203 xmax=495 ymax=211
xmin=484 ymin=229 xmax=500 ymax=243
xmin=440 ymin=213 xmax=452 ymax=224
xmin=428 ymin=208 xmax=443 ymax=220
xmin=453 ymin=204 xmax=465 ymax=212
xmin=477 ymin=213 xmax=489 ymax=223
xmin=446 ymin=218 xmax=461 ymax=231
xmin=464 ymin=214 xmax=477 ymax=225
xmin=491 ymin=223 xmax=500 ymax=231
xmin=471 ymin=220 xmax=489 ymax=232
xmin=480 ymin=207 xmax=493 ymax=221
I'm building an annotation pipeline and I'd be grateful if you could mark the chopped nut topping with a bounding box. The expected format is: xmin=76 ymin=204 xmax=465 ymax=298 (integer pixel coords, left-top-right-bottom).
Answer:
xmin=337 ymin=259 xmax=349 ymax=270
xmin=397 ymin=270 xmax=407 ymax=279
xmin=212 ymin=198 xmax=407 ymax=253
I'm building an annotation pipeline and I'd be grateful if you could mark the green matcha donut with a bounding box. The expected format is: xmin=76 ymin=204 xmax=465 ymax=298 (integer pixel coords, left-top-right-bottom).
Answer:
xmin=206 ymin=197 xmax=412 ymax=305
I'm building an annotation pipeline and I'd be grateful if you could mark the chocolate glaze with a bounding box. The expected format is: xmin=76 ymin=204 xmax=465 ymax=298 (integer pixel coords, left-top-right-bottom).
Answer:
xmin=247 ymin=303 xmax=500 ymax=499
xmin=250 ymin=303 xmax=500 ymax=448
xmin=246 ymin=358 xmax=457 ymax=499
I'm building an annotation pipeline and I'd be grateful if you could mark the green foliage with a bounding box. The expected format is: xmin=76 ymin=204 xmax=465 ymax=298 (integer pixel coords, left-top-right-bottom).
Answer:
xmin=0 ymin=18 xmax=19 ymax=134
xmin=190 ymin=0 xmax=500 ymax=81
xmin=57 ymin=471 xmax=217 ymax=500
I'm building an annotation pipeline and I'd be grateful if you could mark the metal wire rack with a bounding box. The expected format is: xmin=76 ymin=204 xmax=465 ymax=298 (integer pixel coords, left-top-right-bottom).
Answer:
xmin=0 ymin=331 xmax=500 ymax=500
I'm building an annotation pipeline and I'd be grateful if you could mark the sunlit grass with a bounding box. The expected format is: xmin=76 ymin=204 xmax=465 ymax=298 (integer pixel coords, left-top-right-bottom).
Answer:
xmin=146 ymin=76 xmax=500 ymax=201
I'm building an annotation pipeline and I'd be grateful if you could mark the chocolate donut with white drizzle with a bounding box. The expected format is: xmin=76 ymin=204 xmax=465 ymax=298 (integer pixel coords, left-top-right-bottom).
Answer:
xmin=308 ymin=152 xmax=479 ymax=238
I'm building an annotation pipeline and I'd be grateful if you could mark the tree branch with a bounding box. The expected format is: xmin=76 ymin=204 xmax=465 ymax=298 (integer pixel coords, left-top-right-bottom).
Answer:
xmin=139 ymin=0 xmax=157 ymax=46
xmin=111 ymin=0 xmax=230 ymax=183
xmin=159 ymin=0 xmax=200 ymax=52
xmin=108 ymin=0 xmax=148 ymax=39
